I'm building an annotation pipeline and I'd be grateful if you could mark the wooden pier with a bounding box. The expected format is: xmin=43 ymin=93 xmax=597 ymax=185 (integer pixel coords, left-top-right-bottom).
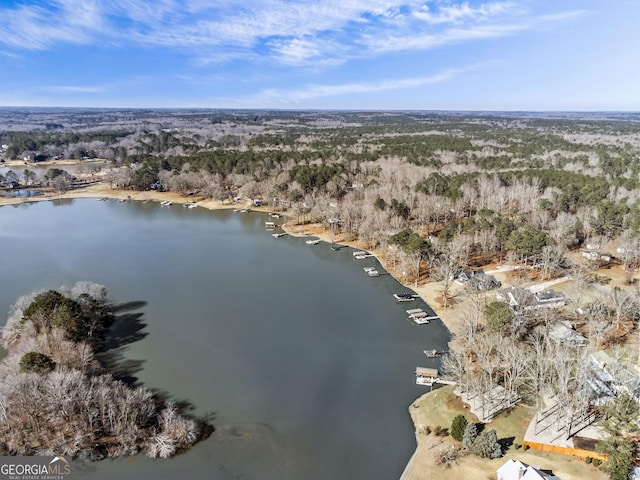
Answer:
xmin=415 ymin=367 xmax=456 ymax=387
xmin=423 ymin=349 xmax=448 ymax=358
xmin=404 ymin=308 xmax=438 ymax=325
xmin=415 ymin=367 xmax=439 ymax=386
xmin=393 ymin=293 xmax=417 ymax=302
xmin=364 ymin=267 xmax=380 ymax=276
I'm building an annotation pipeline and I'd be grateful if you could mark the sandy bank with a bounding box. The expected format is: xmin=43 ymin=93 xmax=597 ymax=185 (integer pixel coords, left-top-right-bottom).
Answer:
xmin=0 ymin=182 xmax=248 ymax=211
xmin=278 ymin=222 xmax=457 ymax=328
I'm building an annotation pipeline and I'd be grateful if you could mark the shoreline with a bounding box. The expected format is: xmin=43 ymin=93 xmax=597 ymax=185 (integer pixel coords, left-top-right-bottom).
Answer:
xmin=1 ymin=183 xmax=454 ymax=328
xmin=0 ymin=181 xmax=449 ymax=479
xmin=5 ymin=182 xmax=591 ymax=478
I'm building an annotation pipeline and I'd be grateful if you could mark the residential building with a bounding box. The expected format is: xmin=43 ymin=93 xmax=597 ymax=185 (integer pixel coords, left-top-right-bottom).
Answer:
xmin=497 ymin=459 xmax=561 ymax=480
xmin=453 ymin=269 xmax=501 ymax=290
xmin=496 ymin=287 xmax=566 ymax=312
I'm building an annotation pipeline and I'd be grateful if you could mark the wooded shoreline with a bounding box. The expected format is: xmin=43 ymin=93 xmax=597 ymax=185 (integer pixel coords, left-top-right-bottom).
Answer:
xmin=0 ymin=180 xmax=452 ymax=473
xmin=0 ymin=282 xmax=208 ymax=459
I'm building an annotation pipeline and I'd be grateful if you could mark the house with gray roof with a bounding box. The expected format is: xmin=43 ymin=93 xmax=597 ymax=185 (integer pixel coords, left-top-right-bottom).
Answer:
xmin=496 ymin=287 xmax=566 ymax=313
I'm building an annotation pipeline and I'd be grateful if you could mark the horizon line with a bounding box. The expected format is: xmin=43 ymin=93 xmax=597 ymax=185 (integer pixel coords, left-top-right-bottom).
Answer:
xmin=0 ymin=106 xmax=639 ymax=115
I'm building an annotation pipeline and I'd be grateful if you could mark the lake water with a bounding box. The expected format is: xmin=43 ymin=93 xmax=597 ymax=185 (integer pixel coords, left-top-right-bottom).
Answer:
xmin=0 ymin=199 xmax=450 ymax=480
xmin=0 ymin=189 xmax=44 ymax=197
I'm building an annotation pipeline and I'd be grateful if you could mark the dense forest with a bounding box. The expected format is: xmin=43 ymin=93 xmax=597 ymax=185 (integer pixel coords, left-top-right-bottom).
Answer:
xmin=4 ymin=109 xmax=640 ymax=262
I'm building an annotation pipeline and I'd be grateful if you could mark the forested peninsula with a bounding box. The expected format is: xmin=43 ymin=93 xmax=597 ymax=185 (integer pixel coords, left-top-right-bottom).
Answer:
xmin=0 ymin=282 xmax=204 ymax=459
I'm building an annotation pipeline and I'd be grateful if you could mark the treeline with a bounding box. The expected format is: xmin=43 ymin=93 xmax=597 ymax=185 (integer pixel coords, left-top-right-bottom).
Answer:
xmin=2 ymin=131 xmax=131 ymax=160
xmin=0 ymin=282 xmax=203 ymax=459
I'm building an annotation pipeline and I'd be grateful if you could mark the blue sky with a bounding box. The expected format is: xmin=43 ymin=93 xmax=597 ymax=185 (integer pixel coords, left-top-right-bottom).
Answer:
xmin=0 ymin=0 xmax=638 ymax=110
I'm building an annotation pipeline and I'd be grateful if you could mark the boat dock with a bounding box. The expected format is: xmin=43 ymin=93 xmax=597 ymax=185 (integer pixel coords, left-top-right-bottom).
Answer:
xmin=393 ymin=293 xmax=417 ymax=302
xmin=363 ymin=267 xmax=380 ymax=277
xmin=415 ymin=367 xmax=439 ymax=386
xmin=305 ymin=238 xmax=321 ymax=245
xmin=265 ymin=221 xmax=277 ymax=229
xmin=353 ymin=251 xmax=374 ymax=260
xmin=415 ymin=367 xmax=456 ymax=387
xmin=413 ymin=315 xmax=439 ymax=325
xmin=423 ymin=349 xmax=448 ymax=358
xmin=405 ymin=308 xmax=438 ymax=325
xmin=272 ymin=232 xmax=288 ymax=238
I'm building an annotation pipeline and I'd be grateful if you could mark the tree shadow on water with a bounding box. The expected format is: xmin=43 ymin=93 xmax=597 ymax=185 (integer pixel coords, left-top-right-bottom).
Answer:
xmin=101 ymin=311 xmax=148 ymax=351
xmin=96 ymin=300 xmax=149 ymax=386
xmin=97 ymin=300 xmax=215 ymax=443
xmin=151 ymin=387 xmax=217 ymax=443
xmin=110 ymin=300 xmax=148 ymax=314
xmin=97 ymin=349 xmax=146 ymax=387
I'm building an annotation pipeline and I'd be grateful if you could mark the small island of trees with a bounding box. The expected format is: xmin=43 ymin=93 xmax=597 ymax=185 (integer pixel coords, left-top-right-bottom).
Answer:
xmin=0 ymin=282 xmax=205 ymax=459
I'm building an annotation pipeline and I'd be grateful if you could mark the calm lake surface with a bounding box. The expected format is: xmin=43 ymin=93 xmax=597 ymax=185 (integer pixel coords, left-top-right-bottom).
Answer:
xmin=0 ymin=199 xmax=450 ymax=480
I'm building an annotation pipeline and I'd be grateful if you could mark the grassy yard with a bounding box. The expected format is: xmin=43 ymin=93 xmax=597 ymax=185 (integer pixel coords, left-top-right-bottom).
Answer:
xmin=406 ymin=386 xmax=606 ymax=480
xmin=412 ymin=385 xmax=533 ymax=451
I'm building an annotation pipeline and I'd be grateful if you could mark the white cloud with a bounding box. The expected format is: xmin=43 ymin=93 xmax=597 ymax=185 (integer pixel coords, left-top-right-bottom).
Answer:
xmin=40 ymin=75 xmax=154 ymax=96
xmin=266 ymin=37 xmax=348 ymax=67
xmin=364 ymin=22 xmax=527 ymax=53
xmin=0 ymin=49 xmax=20 ymax=59
xmin=223 ymin=64 xmax=488 ymax=107
xmin=0 ymin=0 xmax=111 ymax=49
xmin=414 ymin=2 xmax=515 ymax=25
xmin=45 ymin=85 xmax=108 ymax=94
xmin=538 ymin=9 xmax=590 ymax=23
xmin=0 ymin=0 xmax=589 ymax=68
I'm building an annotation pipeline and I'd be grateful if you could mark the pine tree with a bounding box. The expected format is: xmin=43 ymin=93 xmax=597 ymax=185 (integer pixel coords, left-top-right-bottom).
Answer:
xmin=597 ymin=393 xmax=639 ymax=480
xmin=450 ymin=415 xmax=468 ymax=442
xmin=462 ymin=422 xmax=478 ymax=450
xmin=597 ymin=435 xmax=635 ymax=480
xmin=472 ymin=428 xmax=502 ymax=459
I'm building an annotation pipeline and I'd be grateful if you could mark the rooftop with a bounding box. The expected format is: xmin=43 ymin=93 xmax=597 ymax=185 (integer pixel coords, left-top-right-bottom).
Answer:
xmin=497 ymin=459 xmax=561 ymax=480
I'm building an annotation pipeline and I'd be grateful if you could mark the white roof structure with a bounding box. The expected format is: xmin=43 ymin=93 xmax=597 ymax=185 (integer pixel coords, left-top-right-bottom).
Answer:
xmin=497 ymin=459 xmax=561 ymax=480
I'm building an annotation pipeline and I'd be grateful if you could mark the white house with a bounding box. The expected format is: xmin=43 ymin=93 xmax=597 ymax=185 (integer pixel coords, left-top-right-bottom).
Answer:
xmin=497 ymin=459 xmax=561 ymax=480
